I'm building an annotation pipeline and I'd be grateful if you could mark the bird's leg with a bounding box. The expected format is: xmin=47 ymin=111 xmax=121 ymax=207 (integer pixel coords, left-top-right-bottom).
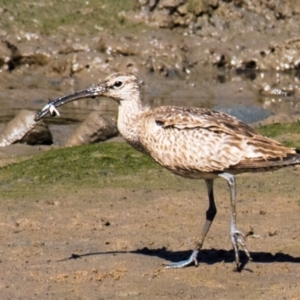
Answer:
xmin=219 ymin=173 xmax=251 ymax=268
xmin=165 ymin=179 xmax=217 ymax=268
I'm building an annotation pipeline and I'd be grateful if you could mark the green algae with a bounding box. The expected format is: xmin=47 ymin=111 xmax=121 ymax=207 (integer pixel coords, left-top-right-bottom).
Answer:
xmin=0 ymin=142 xmax=160 ymax=199
xmin=256 ymin=122 xmax=300 ymax=138
xmin=0 ymin=0 xmax=136 ymax=35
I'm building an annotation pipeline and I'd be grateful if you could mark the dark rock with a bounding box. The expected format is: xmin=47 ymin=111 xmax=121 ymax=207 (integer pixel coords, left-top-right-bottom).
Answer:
xmin=65 ymin=112 xmax=118 ymax=146
xmin=0 ymin=110 xmax=52 ymax=146
xmin=21 ymin=121 xmax=53 ymax=145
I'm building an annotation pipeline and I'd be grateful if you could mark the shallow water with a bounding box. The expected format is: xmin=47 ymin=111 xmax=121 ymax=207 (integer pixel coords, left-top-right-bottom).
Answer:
xmin=0 ymin=68 xmax=300 ymax=125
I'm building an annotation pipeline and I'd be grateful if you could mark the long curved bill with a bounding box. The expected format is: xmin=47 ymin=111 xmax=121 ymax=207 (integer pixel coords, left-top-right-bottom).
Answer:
xmin=34 ymin=85 xmax=105 ymax=121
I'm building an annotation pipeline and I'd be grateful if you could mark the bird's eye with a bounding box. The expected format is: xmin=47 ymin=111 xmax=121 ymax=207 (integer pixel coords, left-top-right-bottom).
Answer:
xmin=113 ymin=81 xmax=123 ymax=88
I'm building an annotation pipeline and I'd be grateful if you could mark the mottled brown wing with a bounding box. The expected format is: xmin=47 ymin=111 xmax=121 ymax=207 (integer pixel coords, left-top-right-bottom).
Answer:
xmin=153 ymin=106 xmax=257 ymax=137
xmin=151 ymin=106 xmax=297 ymax=167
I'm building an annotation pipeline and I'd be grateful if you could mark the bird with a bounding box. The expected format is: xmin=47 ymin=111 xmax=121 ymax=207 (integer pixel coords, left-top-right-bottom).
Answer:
xmin=35 ymin=72 xmax=300 ymax=270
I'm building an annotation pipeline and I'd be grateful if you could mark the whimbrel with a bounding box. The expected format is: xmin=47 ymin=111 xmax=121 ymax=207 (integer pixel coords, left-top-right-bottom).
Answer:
xmin=35 ymin=72 xmax=300 ymax=269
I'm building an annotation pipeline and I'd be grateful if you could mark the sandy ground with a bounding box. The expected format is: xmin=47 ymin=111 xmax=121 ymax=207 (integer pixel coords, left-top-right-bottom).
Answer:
xmin=0 ymin=163 xmax=300 ymax=299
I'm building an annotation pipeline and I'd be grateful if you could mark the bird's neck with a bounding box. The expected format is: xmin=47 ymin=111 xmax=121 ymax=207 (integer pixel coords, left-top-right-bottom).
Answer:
xmin=117 ymin=97 xmax=145 ymax=147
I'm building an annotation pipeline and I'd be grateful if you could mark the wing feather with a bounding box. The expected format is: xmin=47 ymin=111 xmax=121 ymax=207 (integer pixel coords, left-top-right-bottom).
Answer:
xmin=149 ymin=106 xmax=296 ymax=163
xmin=153 ymin=106 xmax=257 ymax=136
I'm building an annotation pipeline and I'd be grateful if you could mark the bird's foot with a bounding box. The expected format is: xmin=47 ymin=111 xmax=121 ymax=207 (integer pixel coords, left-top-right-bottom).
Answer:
xmin=164 ymin=250 xmax=198 ymax=269
xmin=231 ymin=229 xmax=252 ymax=268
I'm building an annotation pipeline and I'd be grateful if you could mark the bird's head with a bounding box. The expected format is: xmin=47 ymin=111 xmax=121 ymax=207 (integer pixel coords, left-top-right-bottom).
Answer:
xmin=34 ymin=72 xmax=141 ymax=121
xmin=101 ymin=72 xmax=141 ymax=102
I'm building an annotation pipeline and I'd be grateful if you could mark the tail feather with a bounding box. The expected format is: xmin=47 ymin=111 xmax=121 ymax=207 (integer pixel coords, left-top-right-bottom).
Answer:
xmin=233 ymin=153 xmax=300 ymax=170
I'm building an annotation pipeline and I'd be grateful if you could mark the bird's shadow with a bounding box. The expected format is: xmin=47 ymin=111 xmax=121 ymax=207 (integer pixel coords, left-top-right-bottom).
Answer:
xmin=57 ymin=247 xmax=300 ymax=272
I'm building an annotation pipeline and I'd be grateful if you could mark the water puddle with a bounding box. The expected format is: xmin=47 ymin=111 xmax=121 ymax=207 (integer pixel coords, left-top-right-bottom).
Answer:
xmin=0 ymin=69 xmax=299 ymax=124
